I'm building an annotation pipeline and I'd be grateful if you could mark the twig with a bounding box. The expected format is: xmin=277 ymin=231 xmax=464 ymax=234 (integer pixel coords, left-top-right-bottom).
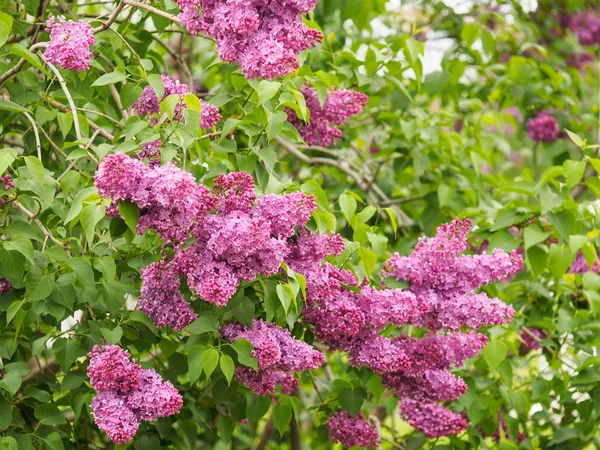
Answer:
xmin=46 ymin=98 xmax=114 ymax=143
xmin=93 ymin=0 xmax=126 ymax=33
xmin=13 ymin=199 xmax=70 ymax=255
xmin=123 ymin=0 xmax=181 ymax=23
xmin=0 ymin=42 xmax=48 ymax=86
xmin=42 ymin=57 xmax=83 ymax=141
xmin=108 ymin=84 xmax=129 ymax=120
xmin=22 ymin=112 xmax=42 ymax=160
xmin=256 ymin=415 xmax=274 ymax=450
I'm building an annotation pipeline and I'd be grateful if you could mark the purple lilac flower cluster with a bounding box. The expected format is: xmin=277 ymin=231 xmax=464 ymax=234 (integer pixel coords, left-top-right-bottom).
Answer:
xmin=568 ymin=11 xmax=600 ymax=46
xmin=285 ymin=218 xmax=521 ymax=439
xmin=0 ymin=173 xmax=15 ymax=207
xmin=287 ymin=86 xmax=369 ymax=147
xmin=87 ymin=345 xmax=182 ymax=444
xmin=569 ymin=251 xmax=600 ymax=274
xmin=520 ymin=328 xmax=546 ymax=355
xmin=173 ymin=0 xmax=322 ymax=79
xmin=0 ymin=279 xmax=11 ymax=296
xmin=326 ymin=410 xmax=380 ymax=449
xmin=526 ymin=112 xmax=560 ymax=142
xmin=132 ymin=75 xmax=221 ymax=165
xmin=44 ymin=16 xmax=95 ymax=71
xmin=95 ymin=155 xmax=323 ymax=330
xmin=221 ymin=319 xmax=323 ymax=395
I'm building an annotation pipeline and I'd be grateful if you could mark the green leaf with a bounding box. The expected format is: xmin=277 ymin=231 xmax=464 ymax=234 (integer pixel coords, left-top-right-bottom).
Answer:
xmin=564 ymin=130 xmax=585 ymax=148
xmin=246 ymin=394 xmax=271 ymax=423
xmin=10 ymin=43 xmax=50 ymax=77
xmin=100 ymin=326 xmax=123 ymax=345
xmin=184 ymin=312 xmax=218 ymax=335
xmin=0 ymin=99 xmax=29 ymax=113
xmin=24 ymin=155 xmax=45 ymax=184
xmin=26 ymin=271 xmax=55 ymax=302
xmin=547 ymin=428 xmax=581 ymax=445
xmin=0 ymin=247 xmax=24 ymax=283
xmin=0 ymin=149 xmax=16 ymax=174
xmin=35 ymin=404 xmax=67 ymax=425
xmin=147 ymin=73 xmax=165 ymax=102
xmin=233 ymin=296 xmax=255 ymax=327
xmin=91 ymin=68 xmax=127 ymax=86
xmin=0 ymin=12 xmax=13 ymax=47
xmin=273 ymin=401 xmax=292 ymax=436
xmin=563 ymin=160 xmax=586 ymax=189
xmin=94 ymin=256 xmax=116 ymax=281
xmin=339 ymin=192 xmax=357 ymax=223
xmin=188 ymin=345 xmax=206 ymax=384
xmin=67 ymin=257 xmax=95 ymax=289
xmin=117 ymin=200 xmax=139 ymax=233
xmin=232 ymin=338 xmax=258 ymax=371
xmin=523 ymin=224 xmax=550 ymax=250
xmin=338 ymin=388 xmax=366 ymax=417
xmin=201 ymin=348 xmax=220 ymax=379
xmin=80 ymin=203 xmax=105 ymax=244
xmin=549 ymin=244 xmax=574 ymax=278
xmin=276 ymin=283 xmax=294 ymax=314
xmin=52 ymin=338 xmax=85 ymax=371
xmin=491 ymin=208 xmax=523 ymax=231
xmin=0 ymin=400 xmax=12 ymax=430
xmin=483 ymin=340 xmax=507 ymax=371
xmin=255 ymin=80 xmax=281 ymax=105
xmin=0 ymin=372 xmax=21 ymax=396
xmin=38 ymin=432 xmax=65 ymax=450
xmin=184 ymin=93 xmax=202 ymax=113
xmin=219 ymin=354 xmax=235 ymax=385
xmin=3 ymin=235 xmax=34 ymax=263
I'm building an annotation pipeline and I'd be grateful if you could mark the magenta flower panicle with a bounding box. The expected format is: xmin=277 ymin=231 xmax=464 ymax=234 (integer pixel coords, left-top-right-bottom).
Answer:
xmin=44 ymin=16 xmax=95 ymax=71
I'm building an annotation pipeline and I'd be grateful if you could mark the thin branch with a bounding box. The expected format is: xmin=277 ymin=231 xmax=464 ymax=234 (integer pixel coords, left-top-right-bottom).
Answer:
xmin=108 ymin=84 xmax=129 ymax=121
xmin=93 ymin=0 xmax=126 ymax=33
xmin=22 ymin=112 xmax=42 ymax=160
xmin=13 ymin=199 xmax=70 ymax=255
xmin=42 ymin=56 xmax=83 ymax=141
xmin=123 ymin=0 xmax=181 ymax=23
xmin=256 ymin=415 xmax=274 ymax=450
xmin=46 ymin=98 xmax=114 ymax=144
xmin=0 ymin=42 xmax=48 ymax=86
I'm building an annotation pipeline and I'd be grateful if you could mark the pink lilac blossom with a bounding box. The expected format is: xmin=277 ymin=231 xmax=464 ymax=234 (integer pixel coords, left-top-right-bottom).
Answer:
xmin=569 ymin=251 xmax=600 ymax=274
xmin=221 ymin=320 xmax=323 ymax=395
xmin=520 ymin=328 xmax=546 ymax=355
xmin=174 ymin=0 xmax=322 ymax=79
xmin=383 ymin=218 xmax=522 ymax=330
xmin=400 ymin=398 xmax=467 ymax=438
xmin=44 ymin=16 xmax=95 ymax=71
xmin=287 ymin=86 xmax=369 ymax=146
xmin=87 ymin=345 xmax=183 ymax=444
xmin=138 ymin=260 xmax=198 ymax=331
xmin=0 ymin=173 xmax=14 ymax=207
xmin=0 ymin=279 xmax=11 ymax=296
xmin=526 ymin=112 xmax=560 ymax=143
xmin=567 ymin=51 xmax=594 ymax=71
xmin=357 ymin=287 xmax=427 ymax=329
xmin=326 ymin=410 xmax=380 ymax=449
xmin=568 ymin=11 xmax=600 ymax=46
xmin=94 ymin=153 xmax=215 ymax=242
xmin=133 ymin=75 xmax=221 ymax=128
xmin=382 ymin=369 xmax=467 ymax=403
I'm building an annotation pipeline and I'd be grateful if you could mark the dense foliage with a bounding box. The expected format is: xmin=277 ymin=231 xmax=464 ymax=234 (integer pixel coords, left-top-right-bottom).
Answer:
xmin=0 ymin=0 xmax=599 ymax=449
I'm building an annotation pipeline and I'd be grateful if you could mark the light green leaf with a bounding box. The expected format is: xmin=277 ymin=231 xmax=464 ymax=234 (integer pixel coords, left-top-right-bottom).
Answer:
xmin=26 ymin=272 xmax=55 ymax=302
xmin=0 ymin=372 xmax=21 ymax=396
xmin=188 ymin=345 xmax=206 ymax=384
xmin=563 ymin=160 xmax=586 ymax=189
xmin=100 ymin=326 xmax=123 ymax=345
xmin=0 ymin=12 xmax=13 ymax=47
xmin=0 ymin=99 xmax=29 ymax=113
xmin=91 ymin=68 xmax=127 ymax=87
xmin=523 ymin=224 xmax=550 ymax=250
xmin=219 ymin=354 xmax=235 ymax=385
xmin=202 ymin=348 xmax=220 ymax=379
xmin=483 ymin=340 xmax=507 ymax=371
xmin=3 ymin=235 xmax=33 ymax=263
xmin=232 ymin=338 xmax=258 ymax=371
xmin=184 ymin=312 xmax=218 ymax=335
xmin=273 ymin=401 xmax=292 ymax=436
xmin=80 ymin=203 xmax=106 ymax=244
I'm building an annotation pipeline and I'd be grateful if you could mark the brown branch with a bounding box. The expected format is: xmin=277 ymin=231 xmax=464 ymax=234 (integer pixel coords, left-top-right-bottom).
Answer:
xmin=46 ymin=98 xmax=115 ymax=142
xmin=255 ymin=415 xmax=274 ymax=450
xmin=13 ymin=199 xmax=71 ymax=255
xmin=123 ymin=0 xmax=181 ymax=23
